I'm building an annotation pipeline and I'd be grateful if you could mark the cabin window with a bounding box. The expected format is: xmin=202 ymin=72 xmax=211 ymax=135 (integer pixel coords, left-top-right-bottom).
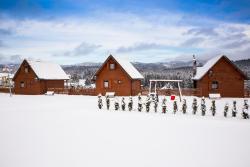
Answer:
xmin=25 ymin=67 xmax=29 ymax=73
xmin=20 ymin=81 xmax=25 ymax=88
xmin=104 ymin=80 xmax=109 ymax=88
xmin=109 ymin=63 xmax=115 ymax=70
xmin=211 ymin=81 xmax=219 ymax=89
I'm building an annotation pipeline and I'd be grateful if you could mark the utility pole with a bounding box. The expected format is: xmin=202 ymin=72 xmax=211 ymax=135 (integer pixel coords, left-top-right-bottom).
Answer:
xmin=193 ymin=55 xmax=197 ymax=77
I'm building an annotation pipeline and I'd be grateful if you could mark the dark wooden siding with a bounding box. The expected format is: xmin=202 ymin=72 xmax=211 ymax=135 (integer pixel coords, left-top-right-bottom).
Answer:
xmin=95 ymin=57 xmax=142 ymax=96
xmin=13 ymin=60 xmax=65 ymax=95
xmin=196 ymin=57 xmax=245 ymax=97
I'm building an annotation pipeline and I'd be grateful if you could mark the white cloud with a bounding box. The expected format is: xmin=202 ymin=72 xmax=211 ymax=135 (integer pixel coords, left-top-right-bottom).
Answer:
xmin=0 ymin=11 xmax=250 ymax=64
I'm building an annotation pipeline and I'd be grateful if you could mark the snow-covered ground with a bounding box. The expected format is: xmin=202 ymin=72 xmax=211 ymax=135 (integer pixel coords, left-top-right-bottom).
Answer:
xmin=0 ymin=93 xmax=250 ymax=167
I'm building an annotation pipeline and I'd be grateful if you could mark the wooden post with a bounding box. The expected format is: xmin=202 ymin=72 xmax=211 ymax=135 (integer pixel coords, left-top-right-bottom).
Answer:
xmin=178 ymin=81 xmax=182 ymax=102
xmin=154 ymin=81 xmax=157 ymax=94
xmin=149 ymin=80 xmax=152 ymax=95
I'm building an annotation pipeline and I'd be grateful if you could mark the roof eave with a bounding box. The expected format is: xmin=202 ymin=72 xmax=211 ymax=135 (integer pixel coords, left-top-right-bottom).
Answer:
xmin=39 ymin=78 xmax=70 ymax=80
xmin=132 ymin=77 xmax=144 ymax=80
xmin=94 ymin=54 xmax=144 ymax=80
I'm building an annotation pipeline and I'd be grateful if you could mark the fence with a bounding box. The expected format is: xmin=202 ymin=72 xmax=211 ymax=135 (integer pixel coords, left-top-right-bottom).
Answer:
xmin=245 ymin=89 xmax=250 ymax=97
xmin=47 ymin=88 xmax=69 ymax=94
xmin=49 ymin=88 xmax=202 ymax=96
xmin=0 ymin=87 xmax=10 ymax=93
xmin=141 ymin=88 xmax=202 ymax=97
xmin=1 ymin=87 xmax=249 ymax=97
xmin=47 ymin=88 xmax=96 ymax=96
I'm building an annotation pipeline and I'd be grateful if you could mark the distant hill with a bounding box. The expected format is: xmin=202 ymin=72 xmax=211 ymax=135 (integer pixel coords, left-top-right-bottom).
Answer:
xmin=74 ymin=62 xmax=102 ymax=67
xmin=234 ymin=59 xmax=250 ymax=78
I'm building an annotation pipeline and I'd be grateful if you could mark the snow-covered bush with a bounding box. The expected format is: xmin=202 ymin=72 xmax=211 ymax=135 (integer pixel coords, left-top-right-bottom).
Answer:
xmin=201 ymin=97 xmax=206 ymax=116
xmin=98 ymin=94 xmax=103 ymax=109
xmin=232 ymin=101 xmax=237 ymax=117
xmin=121 ymin=97 xmax=126 ymax=111
xmin=182 ymin=99 xmax=187 ymax=114
xmin=114 ymin=98 xmax=119 ymax=111
xmin=128 ymin=96 xmax=133 ymax=111
xmin=153 ymin=96 xmax=158 ymax=113
xmin=242 ymin=100 xmax=249 ymax=119
xmin=162 ymin=97 xmax=167 ymax=113
xmin=173 ymin=101 xmax=178 ymax=114
xmin=210 ymin=100 xmax=216 ymax=116
xmin=145 ymin=95 xmax=151 ymax=112
xmin=138 ymin=95 xmax=142 ymax=112
xmin=106 ymin=96 xmax=110 ymax=110
xmin=192 ymin=98 xmax=198 ymax=115
xmin=224 ymin=103 xmax=229 ymax=117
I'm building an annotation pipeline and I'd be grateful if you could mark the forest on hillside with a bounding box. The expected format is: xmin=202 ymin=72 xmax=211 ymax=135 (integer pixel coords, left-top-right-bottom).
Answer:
xmin=61 ymin=59 xmax=250 ymax=88
xmin=1 ymin=59 xmax=249 ymax=88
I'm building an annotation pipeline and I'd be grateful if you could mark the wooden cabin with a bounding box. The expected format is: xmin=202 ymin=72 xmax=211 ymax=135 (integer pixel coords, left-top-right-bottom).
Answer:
xmin=192 ymin=55 xmax=248 ymax=97
xmin=93 ymin=55 xmax=144 ymax=96
xmin=13 ymin=59 xmax=69 ymax=94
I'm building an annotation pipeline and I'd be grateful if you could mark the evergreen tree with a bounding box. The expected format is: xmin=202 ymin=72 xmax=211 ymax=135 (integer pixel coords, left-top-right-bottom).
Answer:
xmin=173 ymin=101 xmax=178 ymax=114
xmin=242 ymin=100 xmax=249 ymax=119
xmin=156 ymin=94 xmax=159 ymax=102
xmin=192 ymin=98 xmax=198 ymax=115
xmin=106 ymin=96 xmax=110 ymax=110
xmin=201 ymin=97 xmax=206 ymax=116
xmin=85 ymin=78 xmax=91 ymax=86
xmin=138 ymin=95 xmax=142 ymax=112
xmin=210 ymin=100 xmax=216 ymax=116
xmin=153 ymin=96 xmax=158 ymax=113
xmin=98 ymin=94 xmax=103 ymax=109
xmin=162 ymin=97 xmax=167 ymax=114
xmin=114 ymin=98 xmax=119 ymax=111
xmin=224 ymin=103 xmax=229 ymax=117
xmin=121 ymin=97 xmax=126 ymax=111
xmin=182 ymin=99 xmax=187 ymax=114
xmin=244 ymin=100 xmax=249 ymax=110
xmin=128 ymin=96 xmax=133 ymax=111
xmin=232 ymin=101 xmax=237 ymax=117
xmin=145 ymin=95 xmax=151 ymax=112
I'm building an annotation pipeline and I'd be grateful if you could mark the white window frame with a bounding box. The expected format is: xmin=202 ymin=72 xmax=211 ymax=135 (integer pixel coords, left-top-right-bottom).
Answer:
xmin=211 ymin=81 xmax=219 ymax=90
xmin=104 ymin=80 xmax=109 ymax=88
xmin=20 ymin=81 xmax=25 ymax=88
xmin=109 ymin=63 xmax=115 ymax=70
xmin=25 ymin=67 xmax=29 ymax=73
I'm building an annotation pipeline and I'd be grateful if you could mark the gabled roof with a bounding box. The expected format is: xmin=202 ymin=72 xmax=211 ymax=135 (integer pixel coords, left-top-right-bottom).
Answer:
xmin=192 ymin=55 xmax=248 ymax=80
xmin=13 ymin=59 xmax=69 ymax=80
xmin=94 ymin=55 xmax=144 ymax=79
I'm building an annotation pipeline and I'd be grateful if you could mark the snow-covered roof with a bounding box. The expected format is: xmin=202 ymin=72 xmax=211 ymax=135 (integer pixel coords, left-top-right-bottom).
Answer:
xmin=0 ymin=73 xmax=14 ymax=78
xmin=112 ymin=55 xmax=144 ymax=79
xmin=95 ymin=55 xmax=144 ymax=79
xmin=0 ymin=73 xmax=9 ymax=77
xmin=26 ymin=60 xmax=69 ymax=80
xmin=192 ymin=55 xmax=223 ymax=80
xmin=78 ymin=79 xmax=86 ymax=86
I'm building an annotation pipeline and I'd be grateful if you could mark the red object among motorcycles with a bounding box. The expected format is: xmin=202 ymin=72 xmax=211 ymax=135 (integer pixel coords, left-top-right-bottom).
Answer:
xmin=170 ymin=95 xmax=175 ymax=100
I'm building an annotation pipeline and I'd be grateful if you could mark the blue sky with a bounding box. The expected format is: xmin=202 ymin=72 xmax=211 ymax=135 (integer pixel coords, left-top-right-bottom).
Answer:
xmin=0 ymin=0 xmax=250 ymax=64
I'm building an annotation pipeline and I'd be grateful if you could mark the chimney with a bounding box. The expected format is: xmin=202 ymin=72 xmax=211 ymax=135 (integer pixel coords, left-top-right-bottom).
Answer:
xmin=193 ymin=55 xmax=197 ymax=77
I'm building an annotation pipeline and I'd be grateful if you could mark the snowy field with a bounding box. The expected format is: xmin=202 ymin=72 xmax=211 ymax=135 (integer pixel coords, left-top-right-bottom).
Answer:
xmin=0 ymin=93 xmax=250 ymax=167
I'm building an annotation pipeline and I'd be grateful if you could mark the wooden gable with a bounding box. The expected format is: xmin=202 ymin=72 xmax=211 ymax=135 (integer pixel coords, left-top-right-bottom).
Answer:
xmin=94 ymin=55 xmax=135 ymax=80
